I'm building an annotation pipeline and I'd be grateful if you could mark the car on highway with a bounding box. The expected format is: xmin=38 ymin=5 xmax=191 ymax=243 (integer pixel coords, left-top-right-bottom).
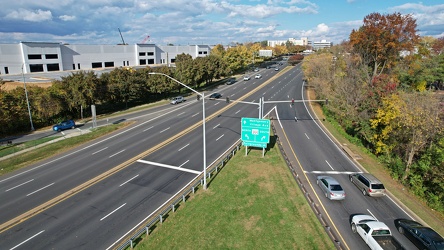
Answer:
xmin=351 ymin=214 xmax=404 ymax=250
xmin=254 ymin=68 xmax=259 ymax=72
xmin=226 ymin=78 xmax=236 ymax=85
xmin=255 ymin=74 xmax=262 ymax=79
xmin=243 ymin=75 xmax=251 ymax=81
xmin=275 ymin=68 xmax=279 ymax=71
xmin=209 ymin=93 xmax=222 ymax=99
xmin=53 ymin=120 xmax=75 ymax=132
xmin=394 ymin=219 xmax=444 ymax=250
xmin=350 ymin=173 xmax=386 ymax=197
xmin=316 ymin=176 xmax=345 ymax=200
xmin=170 ymin=96 xmax=184 ymax=104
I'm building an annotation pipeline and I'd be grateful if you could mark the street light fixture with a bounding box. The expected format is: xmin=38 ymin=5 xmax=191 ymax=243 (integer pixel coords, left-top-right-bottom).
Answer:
xmin=21 ymin=64 xmax=34 ymax=131
xmin=148 ymin=72 xmax=207 ymax=189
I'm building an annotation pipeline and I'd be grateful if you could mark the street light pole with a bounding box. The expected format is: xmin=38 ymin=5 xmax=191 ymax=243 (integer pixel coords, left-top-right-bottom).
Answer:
xmin=21 ymin=64 xmax=34 ymax=131
xmin=148 ymin=72 xmax=207 ymax=189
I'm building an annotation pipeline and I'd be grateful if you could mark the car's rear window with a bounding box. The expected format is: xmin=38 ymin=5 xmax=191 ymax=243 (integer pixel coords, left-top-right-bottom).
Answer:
xmin=371 ymin=184 xmax=385 ymax=189
xmin=330 ymin=185 xmax=343 ymax=191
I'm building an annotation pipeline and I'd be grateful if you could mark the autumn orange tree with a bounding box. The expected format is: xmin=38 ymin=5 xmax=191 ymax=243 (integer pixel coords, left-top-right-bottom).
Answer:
xmin=350 ymin=12 xmax=419 ymax=82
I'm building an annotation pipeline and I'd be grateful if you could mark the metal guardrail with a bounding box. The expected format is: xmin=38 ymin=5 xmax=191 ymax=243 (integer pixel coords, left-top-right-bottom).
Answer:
xmin=270 ymin=122 xmax=344 ymax=250
xmin=113 ymin=140 xmax=243 ymax=250
xmin=113 ymin=120 xmax=344 ymax=250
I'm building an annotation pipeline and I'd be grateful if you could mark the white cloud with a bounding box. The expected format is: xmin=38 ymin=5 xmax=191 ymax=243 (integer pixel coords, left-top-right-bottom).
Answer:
xmin=59 ymin=15 xmax=75 ymax=21
xmin=6 ymin=9 xmax=53 ymax=22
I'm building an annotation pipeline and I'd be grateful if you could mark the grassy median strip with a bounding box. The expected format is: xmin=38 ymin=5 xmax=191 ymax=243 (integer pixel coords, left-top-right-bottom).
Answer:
xmin=0 ymin=124 xmax=127 ymax=176
xmin=136 ymin=145 xmax=335 ymax=250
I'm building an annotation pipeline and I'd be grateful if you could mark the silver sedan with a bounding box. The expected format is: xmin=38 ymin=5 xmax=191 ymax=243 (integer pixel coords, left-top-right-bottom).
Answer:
xmin=316 ymin=176 xmax=346 ymax=200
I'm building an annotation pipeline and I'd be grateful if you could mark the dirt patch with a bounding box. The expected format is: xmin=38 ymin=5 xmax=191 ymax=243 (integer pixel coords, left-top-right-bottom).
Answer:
xmin=1 ymin=81 xmax=52 ymax=91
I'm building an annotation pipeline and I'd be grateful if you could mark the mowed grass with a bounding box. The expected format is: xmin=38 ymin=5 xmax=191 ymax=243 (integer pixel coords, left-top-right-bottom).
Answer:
xmin=137 ymin=145 xmax=335 ymax=250
xmin=0 ymin=123 xmax=128 ymax=175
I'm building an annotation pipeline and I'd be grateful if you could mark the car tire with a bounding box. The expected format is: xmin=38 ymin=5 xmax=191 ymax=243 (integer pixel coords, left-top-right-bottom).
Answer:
xmin=351 ymin=223 xmax=357 ymax=233
xmin=362 ymin=188 xmax=367 ymax=196
xmin=398 ymin=226 xmax=404 ymax=234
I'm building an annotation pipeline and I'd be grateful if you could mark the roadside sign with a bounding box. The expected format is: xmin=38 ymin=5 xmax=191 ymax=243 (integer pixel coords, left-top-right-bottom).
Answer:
xmin=241 ymin=118 xmax=270 ymax=147
xmin=243 ymin=141 xmax=267 ymax=148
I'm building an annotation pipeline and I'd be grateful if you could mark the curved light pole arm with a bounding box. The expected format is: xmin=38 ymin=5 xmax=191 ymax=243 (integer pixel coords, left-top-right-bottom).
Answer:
xmin=148 ymin=72 xmax=207 ymax=189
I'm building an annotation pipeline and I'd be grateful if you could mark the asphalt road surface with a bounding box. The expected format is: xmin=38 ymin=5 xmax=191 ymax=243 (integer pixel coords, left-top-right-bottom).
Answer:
xmin=0 ymin=63 xmax=420 ymax=249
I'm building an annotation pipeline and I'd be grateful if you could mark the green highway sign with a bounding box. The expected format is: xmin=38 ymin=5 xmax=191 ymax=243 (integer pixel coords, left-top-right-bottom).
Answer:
xmin=241 ymin=118 xmax=270 ymax=147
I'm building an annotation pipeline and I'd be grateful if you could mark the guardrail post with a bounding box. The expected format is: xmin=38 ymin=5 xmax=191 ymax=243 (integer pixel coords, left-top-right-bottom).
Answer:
xmin=146 ymin=226 xmax=150 ymax=235
xmin=192 ymin=186 xmax=195 ymax=193
xmin=171 ymin=204 xmax=175 ymax=212
xmin=130 ymin=239 xmax=134 ymax=249
xmin=159 ymin=214 xmax=163 ymax=224
xmin=182 ymin=194 xmax=186 ymax=202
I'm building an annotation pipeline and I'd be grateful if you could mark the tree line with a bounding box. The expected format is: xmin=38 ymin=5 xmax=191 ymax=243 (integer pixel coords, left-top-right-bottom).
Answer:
xmin=302 ymin=12 xmax=444 ymax=212
xmin=0 ymin=41 xmax=302 ymax=138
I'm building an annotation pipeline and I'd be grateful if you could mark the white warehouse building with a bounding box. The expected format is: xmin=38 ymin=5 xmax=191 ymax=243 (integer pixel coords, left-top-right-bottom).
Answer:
xmin=0 ymin=42 xmax=212 ymax=75
xmin=267 ymin=37 xmax=309 ymax=47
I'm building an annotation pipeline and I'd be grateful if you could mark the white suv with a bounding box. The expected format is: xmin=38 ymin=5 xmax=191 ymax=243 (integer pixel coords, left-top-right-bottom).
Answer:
xmin=171 ymin=96 xmax=184 ymax=104
xmin=243 ymin=76 xmax=251 ymax=81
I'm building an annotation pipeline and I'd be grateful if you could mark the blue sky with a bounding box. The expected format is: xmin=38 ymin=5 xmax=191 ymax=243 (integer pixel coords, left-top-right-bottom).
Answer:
xmin=0 ymin=1 xmax=443 ymax=46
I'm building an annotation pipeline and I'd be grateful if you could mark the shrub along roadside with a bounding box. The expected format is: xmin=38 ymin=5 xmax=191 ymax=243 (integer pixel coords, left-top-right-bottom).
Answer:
xmin=136 ymin=145 xmax=335 ymax=250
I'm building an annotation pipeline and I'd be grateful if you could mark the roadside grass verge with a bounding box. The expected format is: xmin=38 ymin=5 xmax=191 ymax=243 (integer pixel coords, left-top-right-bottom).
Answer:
xmin=0 ymin=123 xmax=127 ymax=176
xmin=307 ymin=90 xmax=444 ymax=236
xmin=0 ymin=136 xmax=63 ymax=158
xmin=136 ymin=145 xmax=335 ymax=250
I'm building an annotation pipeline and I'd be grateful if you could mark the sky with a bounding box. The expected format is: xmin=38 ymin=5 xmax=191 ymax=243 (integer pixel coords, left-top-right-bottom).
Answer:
xmin=0 ymin=1 xmax=443 ymax=46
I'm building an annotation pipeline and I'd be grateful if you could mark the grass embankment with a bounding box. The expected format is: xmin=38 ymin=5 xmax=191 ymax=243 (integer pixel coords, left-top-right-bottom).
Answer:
xmin=0 ymin=123 xmax=127 ymax=176
xmin=137 ymin=145 xmax=335 ymax=250
xmin=307 ymin=91 xmax=444 ymax=236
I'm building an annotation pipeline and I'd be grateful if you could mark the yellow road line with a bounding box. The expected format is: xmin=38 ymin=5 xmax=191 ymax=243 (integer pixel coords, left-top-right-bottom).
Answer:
xmin=279 ymin=118 xmax=350 ymax=250
xmin=0 ymin=68 xmax=290 ymax=233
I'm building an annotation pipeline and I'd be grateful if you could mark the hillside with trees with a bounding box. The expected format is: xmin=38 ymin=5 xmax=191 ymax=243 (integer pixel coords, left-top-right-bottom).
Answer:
xmin=302 ymin=12 xmax=444 ymax=213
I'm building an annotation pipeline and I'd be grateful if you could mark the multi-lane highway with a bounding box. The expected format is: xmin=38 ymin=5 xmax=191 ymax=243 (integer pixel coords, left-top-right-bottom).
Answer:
xmin=0 ymin=63 xmax=422 ymax=249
